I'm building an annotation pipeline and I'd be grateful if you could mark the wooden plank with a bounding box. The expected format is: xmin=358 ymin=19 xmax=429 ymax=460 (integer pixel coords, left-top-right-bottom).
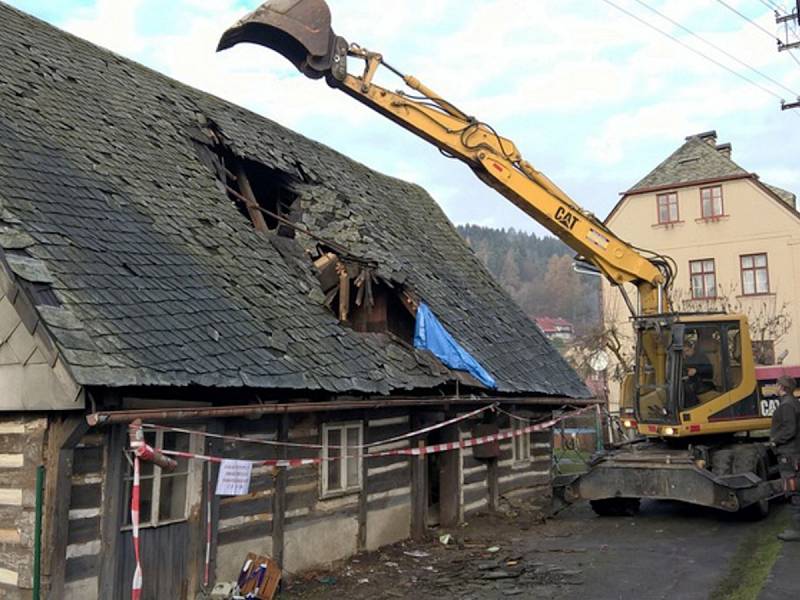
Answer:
xmin=64 ymin=554 xmax=100 ymax=583
xmin=284 ymin=489 xmax=317 ymax=513
xmin=410 ymin=412 xmax=426 ymax=541
xmin=272 ymin=414 xmax=288 ymax=568
xmin=69 ymin=483 xmax=101 ymax=510
xmin=357 ymin=415 xmax=368 ymax=552
xmin=366 ymin=491 xmax=411 ymax=512
xmin=207 ymin=420 xmax=224 ymax=589
xmin=438 ymin=416 xmax=460 ymax=528
xmin=72 ymin=446 xmax=103 ymax=476
xmin=366 ymin=468 xmax=409 ymax=495
xmin=66 ymin=517 xmax=100 ymax=546
xmin=217 ymin=520 xmax=273 ymax=547
xmin=45 ymin=415 xmax=89 ymax=600
xmin=219 ymin=495 xmax=273 ymax=521
xmin=235 ymin=165 xmax=269 ymax=232
xmin=97 ymin=425 xmax=125 ymax=599
xmin=0 ymin=435 xmax=26 ymax=454
xmin=487 ymin=458 xmax=499 ymax=512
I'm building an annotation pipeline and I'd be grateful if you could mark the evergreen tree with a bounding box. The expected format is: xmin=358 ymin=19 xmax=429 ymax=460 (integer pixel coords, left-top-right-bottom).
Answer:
xmin=458 ymin=224 xmax=600 ymax=333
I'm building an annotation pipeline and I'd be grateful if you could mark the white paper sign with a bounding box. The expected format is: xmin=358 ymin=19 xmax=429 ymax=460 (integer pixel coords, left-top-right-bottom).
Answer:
xmin=215 ymin=459 xmax=253 ymax=496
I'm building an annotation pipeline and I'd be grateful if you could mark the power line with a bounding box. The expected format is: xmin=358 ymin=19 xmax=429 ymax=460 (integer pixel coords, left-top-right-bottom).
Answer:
xmin=713 ymin=0 xmax=780 ymax=41
xmin=600 ymin=0 xmax=784 ymax=101
xmin=631 ymin=0 xmax=799 ymax=97
xmin=757 ymin=0 xmax=784 ymax=12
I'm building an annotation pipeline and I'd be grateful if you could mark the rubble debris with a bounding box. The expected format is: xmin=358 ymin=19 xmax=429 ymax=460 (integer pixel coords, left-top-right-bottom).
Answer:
xmin=236 ymin=553 xmax=281 ymax=600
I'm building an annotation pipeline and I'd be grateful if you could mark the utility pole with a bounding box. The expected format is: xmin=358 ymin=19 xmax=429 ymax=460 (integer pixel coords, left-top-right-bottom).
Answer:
xmin=777 ymin=1 xmax=800 ymax=110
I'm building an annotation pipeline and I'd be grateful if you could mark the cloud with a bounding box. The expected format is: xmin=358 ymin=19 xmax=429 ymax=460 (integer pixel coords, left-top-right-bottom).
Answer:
xmin=60 ymin=0 xmax=147 ymax=55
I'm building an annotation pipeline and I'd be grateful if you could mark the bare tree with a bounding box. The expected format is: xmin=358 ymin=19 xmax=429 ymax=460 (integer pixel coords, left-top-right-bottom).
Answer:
xmin=672 ymin=282 xmax=792 ymax=365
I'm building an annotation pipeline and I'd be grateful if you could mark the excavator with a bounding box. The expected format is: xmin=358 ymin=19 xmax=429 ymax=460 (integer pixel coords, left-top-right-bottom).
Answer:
xmin=217 ymin=0 xmax=789 ymax=518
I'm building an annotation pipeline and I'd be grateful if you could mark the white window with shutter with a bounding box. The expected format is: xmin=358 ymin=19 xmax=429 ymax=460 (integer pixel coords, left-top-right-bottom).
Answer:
xmin=321 ymin=422 xmax=363 ymax=497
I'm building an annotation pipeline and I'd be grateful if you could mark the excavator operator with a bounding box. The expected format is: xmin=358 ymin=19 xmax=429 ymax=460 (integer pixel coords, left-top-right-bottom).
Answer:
xmin=771 ymin=375 xmax=800 ymax=542
xmin=683 ymin=336 xmax=714 ymax=408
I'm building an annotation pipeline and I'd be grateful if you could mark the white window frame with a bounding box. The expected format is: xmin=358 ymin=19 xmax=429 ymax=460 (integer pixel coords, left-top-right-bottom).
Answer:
xmin=511 ymin=419 xmax=531 ymax=463
xmin=321 ymin=422 xmax=363 ymax=498
xmin=123 ymin=429 xmax=202 ymax=530
xmin=700 ymin=186 xmax=724 ymax=219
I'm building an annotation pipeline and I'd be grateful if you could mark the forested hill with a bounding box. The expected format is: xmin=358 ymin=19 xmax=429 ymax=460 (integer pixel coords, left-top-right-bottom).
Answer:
xmin=457 ymin=224 xmax=600 ymax=332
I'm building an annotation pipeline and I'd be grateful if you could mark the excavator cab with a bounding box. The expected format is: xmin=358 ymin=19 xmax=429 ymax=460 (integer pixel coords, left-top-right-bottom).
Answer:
xmin=628 ymin=313 xmax=760 ymax=438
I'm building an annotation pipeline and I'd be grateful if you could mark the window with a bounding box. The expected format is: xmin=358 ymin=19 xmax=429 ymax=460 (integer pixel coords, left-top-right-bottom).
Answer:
xmin=322 ymin=423 xmax=363 ymax=497
xmin=657 ymin=192 xmax=679 ymax=224
xmin=740 ymin=253 xmax=770 ymax=295
xmin=511 ymin=419 xmax=531 ymax=463
xmin=700 ymin=186 xmax=724 ymax=219
xmin=689 ymin=259 xmax=717 ymax=299
xmin=123 ymin=430 xmax=199 ymax=528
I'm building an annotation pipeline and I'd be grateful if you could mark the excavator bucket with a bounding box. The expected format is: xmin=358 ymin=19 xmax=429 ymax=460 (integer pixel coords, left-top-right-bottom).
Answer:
xmin=217 ymin=0 xmax=347 ymax=81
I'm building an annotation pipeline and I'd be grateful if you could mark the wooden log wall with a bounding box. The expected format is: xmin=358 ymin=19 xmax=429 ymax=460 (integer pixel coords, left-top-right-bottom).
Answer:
xmin=214 ymin=417 xmax=278 ymax=581
xmin=282 ymin=412 xmax=361 ymax=574
xmin=459 ymin=425 xmax=490 ymax=517
xmin=364 ymin=410 xmax=411 ymax=551
xmin=0 ymin=415 xmax=47 ymax=600
xmin=62 ymin=430 xmax=105 ymax=599
xmin=496 ymin=410 xmax=553 ymax=509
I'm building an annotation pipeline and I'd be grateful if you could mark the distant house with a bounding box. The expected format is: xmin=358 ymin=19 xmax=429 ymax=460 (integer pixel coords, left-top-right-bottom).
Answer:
xmin=535 ymin=317 xmax=575 ymax=343
xmin=0 ymin=5 xmax=590 ymax=600
xmin=604 ymin=130 xmax=798 ymax=411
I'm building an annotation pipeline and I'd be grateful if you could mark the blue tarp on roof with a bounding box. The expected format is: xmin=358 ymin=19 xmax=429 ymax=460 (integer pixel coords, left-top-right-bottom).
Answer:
xmin=413 ymin=302 xmax=497 ymax=389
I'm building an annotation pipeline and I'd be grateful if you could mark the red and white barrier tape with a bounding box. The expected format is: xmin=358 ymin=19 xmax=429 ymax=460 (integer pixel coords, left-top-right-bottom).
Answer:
xmin=129 ymin=404 xmax=595 ymax=594
xmin=131 ymin=456 xmax=143 ymax=600
xmin=148 ymin=406 xmax=595 ymax=469
xmin=138 ymin=403 xmax=496 ymax=451
xmin=203 ymin=462 xmax=212 ymax=588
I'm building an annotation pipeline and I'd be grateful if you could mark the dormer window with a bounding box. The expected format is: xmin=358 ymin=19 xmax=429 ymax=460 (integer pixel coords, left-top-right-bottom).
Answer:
xmin=701 ymin=186 xmax=724 ymax=219
xmin=657 ymin=192 xmax=679 ymax=224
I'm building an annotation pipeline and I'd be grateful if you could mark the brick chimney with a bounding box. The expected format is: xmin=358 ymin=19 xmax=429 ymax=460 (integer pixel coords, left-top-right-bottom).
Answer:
xmin=715 ymin=143 xmax=732 ymax=159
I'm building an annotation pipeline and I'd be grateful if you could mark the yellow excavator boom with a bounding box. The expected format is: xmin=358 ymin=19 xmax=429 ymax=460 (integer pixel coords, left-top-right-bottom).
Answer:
xmin=217 ymin=0 xmax=671 ymax=316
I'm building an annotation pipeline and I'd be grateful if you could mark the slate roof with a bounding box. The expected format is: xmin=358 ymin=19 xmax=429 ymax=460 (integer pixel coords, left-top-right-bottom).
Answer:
xmin=0 ymin=3 xmax=588 ymax=398
xmin=627 ymin=134 xmax=797 ymax=208
xmin=628 ymin=135 xmax=748 ymax=192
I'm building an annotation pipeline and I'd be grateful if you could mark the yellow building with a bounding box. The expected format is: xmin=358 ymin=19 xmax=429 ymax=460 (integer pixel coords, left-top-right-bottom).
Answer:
xmin=603 ymin=131 xmax=798 ymax=412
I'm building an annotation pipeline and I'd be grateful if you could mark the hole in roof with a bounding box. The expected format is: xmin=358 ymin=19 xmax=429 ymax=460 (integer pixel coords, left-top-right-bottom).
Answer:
xmin=313 ymin=251 xmax=416 ymax=343
xmin=193 ymin=128 xmax=300 ymax=238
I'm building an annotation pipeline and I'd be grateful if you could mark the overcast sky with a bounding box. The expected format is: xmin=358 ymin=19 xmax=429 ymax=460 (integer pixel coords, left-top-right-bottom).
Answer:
xmin=7 ymin=0 xmax=800 ymax=235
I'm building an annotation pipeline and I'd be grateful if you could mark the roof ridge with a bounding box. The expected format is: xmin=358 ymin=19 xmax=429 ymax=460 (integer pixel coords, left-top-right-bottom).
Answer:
xmin=626 ymin=134 xmax=748 ymax=193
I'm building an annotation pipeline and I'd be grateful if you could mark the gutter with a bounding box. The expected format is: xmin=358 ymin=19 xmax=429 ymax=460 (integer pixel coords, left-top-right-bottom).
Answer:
xmin=86 ymin=395 xmax=597 ymax=425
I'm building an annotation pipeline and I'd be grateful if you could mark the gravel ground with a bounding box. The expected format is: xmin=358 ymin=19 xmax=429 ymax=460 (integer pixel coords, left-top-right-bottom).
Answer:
xmin=279 ymin=500 xmax=800 ymax=600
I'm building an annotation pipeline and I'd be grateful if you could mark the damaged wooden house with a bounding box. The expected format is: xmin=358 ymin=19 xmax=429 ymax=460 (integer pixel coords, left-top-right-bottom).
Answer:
xmin=0 ymin=4 xmax=591 ymax=599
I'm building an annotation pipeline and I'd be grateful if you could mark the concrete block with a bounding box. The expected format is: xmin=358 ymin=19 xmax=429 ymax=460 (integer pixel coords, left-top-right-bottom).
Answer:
xmin=283 ymin=515 xmax=358 ymax=574
xmin=366 ymin=503 xmax=410 ymax=552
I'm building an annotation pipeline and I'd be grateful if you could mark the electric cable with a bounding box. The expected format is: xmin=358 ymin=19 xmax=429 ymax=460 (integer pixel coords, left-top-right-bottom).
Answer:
xmin=633 ymin=0 xmax=799 ymax=97
xmin=601 ymin=0 xmax=786 ymax=102
xmin=757 ymin=0 xmax=782 ymax=12
xmin=714 ymin=0 xmax=781 ymax=41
